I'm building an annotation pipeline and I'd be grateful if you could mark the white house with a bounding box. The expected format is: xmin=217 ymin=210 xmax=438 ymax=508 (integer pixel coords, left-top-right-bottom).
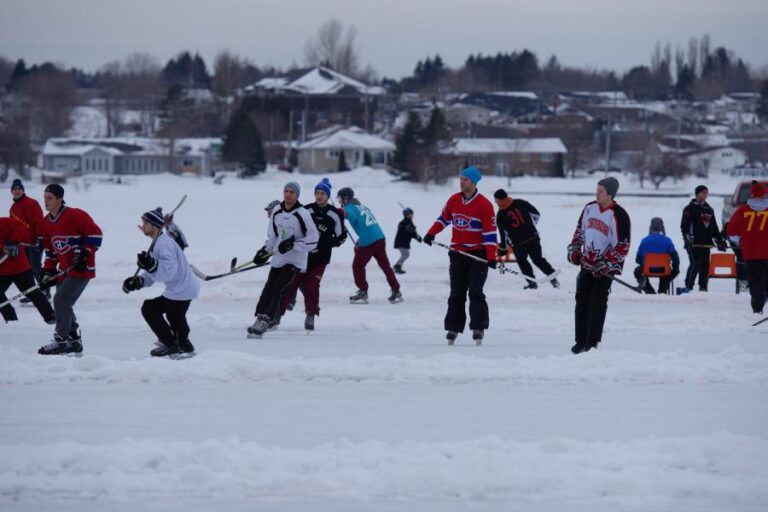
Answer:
xmin=297 ymin=127 xmax=394 ymax=173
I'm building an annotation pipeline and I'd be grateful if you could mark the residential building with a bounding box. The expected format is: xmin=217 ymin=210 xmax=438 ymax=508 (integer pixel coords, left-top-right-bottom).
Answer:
xmin=439 ymin=137 xmax=567 ymax=177
xmin=296 ymin=126 xmax=394 ymax=173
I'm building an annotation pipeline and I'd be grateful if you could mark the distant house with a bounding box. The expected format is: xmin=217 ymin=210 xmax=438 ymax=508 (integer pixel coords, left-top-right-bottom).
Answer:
xmin=439 ymin=138 xmax=567 ymax=177
xmin=659 ymin=134 xmax=748 ymax=176
xmin=296 ymin=126 xmax=395 ymax=173
xmin=42 ymin=137 xmax=222 ymax=177
xmin=241 ymin=67 xmax=385 ymax=136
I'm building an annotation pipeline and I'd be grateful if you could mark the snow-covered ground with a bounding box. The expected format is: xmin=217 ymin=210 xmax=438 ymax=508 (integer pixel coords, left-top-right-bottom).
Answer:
xmin=1 ymin=169 xmax=766 ymax=511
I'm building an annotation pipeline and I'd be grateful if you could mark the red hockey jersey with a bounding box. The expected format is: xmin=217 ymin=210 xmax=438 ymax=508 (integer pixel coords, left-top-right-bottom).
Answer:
xmin=42 ymin=206 xmax=103 ymax=280
xmin=9 ymin=194 xmax=44 ymax=241
xmin=726 ymin=199 xmax=768 ymax=260
xmin=427 ymin=191 xmax=497 ymax=261
xmin=0 ymin=217 xmax=32 ymax=276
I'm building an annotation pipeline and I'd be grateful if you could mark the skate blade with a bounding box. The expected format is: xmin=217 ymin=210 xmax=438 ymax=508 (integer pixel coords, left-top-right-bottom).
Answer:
xmin=246 ymin=332 xmax=263 ymax=339
xmin=65 ymin=352 xmax=83 ymax=358
xmin=170 ymin=352 xmax=196 ymax=360
xmin=388 ymin=298 xmax=404 ymax=304
xmin=349 ymin=300 xmax=368 ymax=305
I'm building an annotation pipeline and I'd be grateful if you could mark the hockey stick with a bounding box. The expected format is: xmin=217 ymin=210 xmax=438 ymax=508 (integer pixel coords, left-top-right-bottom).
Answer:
xmin=432 ymin=241 xmax=553 ymax=284
xmin=583 ymin=264 xmax=643 ymax=294
xmin=133 ymin=194 xmax=187 ymax=278
xmin=752 ymin=316 xmax=768 ymax=327
xmin=190 ymin=260 xmax=268 ymax=281
xmin=0 ymin=254 xmax=8 ymax=266
xmin=0 ymin=266 xmax=70 ymax=309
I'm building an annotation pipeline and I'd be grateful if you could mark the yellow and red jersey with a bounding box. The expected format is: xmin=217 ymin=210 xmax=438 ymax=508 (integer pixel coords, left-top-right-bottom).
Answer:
xmin=727 ymin=199 xmax=768 ymax=260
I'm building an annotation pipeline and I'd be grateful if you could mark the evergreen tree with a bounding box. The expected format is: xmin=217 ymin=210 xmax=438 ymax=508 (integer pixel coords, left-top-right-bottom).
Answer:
xmin=758 ymin=80 xmax=768 ymax=121
xmin=422 ymin=106 xmax=450 ymax=147
xmin=222 ymin=105 xmax=266 ymax=176
xmin=337 ymin=150 xmax=350 ymax=171
xmin=392 ymin=111 xmax=423 ymax=180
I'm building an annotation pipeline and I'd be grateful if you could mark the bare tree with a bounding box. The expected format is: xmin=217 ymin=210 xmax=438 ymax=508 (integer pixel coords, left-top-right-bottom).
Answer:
xmin=98 ymin=53 xmax=162 ymax=136
xmin=687 ymin=37 xmax=699 ymax=76
xmin=0 ymin=55 xmax=14 ymax=87
xmin=212 ymin=50 xmax=244 ymax=98
xmin=18 ymin=69 xmax=77 ymax=145
xmin=304 ymin=18 xmax=360 ymax=77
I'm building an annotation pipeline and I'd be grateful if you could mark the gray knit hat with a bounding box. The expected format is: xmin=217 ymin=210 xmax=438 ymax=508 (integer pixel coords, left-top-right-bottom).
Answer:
xmin=649 ymin=217 xmax=665 ymax=234
xmin=284 ymin=181 xmax=301 ymax=197
xmin=598 ymin=177 xmax=619 ymax=198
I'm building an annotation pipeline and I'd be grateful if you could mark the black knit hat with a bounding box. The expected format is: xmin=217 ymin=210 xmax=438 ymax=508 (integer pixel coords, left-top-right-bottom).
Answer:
xmin=493 ymin=189 xmax=508 ymax=199
xmin=11 ymin=179 xmax=24 ymax=192
xmin=141 ymin=207 xmax=164 ymax=229
xmin=44 ymin=183 xmax=64 ymax=199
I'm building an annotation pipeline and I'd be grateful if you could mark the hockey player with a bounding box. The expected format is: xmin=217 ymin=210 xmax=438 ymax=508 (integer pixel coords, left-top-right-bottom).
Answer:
xmin=423 ymin=166 xmax=497 ymax=344
xmin=680 ymin=185 xmax=727 ymax=292
xmin=726 ymin=181 xmax=768 ymax=315
xmin=633 ymin=217 xmax=680 ymax=294
xmin=265 ymin=199 xmax=280 ymax=218
xmin=393 ymin=207 xmax=421 ymax=274
xmin=37 ymin=184 xmax=103 ymax=356
xmin=493 ymin=188 xmax=559 ymax=289
xmin=567 ymin=177 xmax=630 ymax=354
xmin=337 ymin=187 xmax=402 ymax=304
xmin=0 ymin=217 xmax=55 ymax=325
xmin=247 ymin=182 xmax=319 ymax=338
xmin=278 ymin=178 xmax=347 ymax=330
xmin=122 ymin=207 xmax=200 ymax=357
xmin=9 ymin=179 xmax=49 ymax=302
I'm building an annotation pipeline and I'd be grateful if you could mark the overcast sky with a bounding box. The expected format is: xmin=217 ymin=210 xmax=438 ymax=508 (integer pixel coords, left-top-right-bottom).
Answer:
xmin=1 ymin=0 xmax=765 ymax=79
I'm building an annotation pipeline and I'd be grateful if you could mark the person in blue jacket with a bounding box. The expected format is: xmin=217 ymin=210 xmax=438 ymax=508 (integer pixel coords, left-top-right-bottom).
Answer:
xmin=633 ymin=217 xmax=680 ymax=294
xmin=337 ymin=187 xmax=402 ymax=304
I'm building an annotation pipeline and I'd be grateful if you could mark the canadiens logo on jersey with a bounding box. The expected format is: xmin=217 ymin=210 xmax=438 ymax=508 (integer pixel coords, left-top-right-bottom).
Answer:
xmin=51 ymin=235 xmax=74 ymax=254
xmin=452 ymin=214 xmax=472 ymax=230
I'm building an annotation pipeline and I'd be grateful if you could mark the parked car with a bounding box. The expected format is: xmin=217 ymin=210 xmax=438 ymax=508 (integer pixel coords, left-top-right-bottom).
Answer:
xmin=722 ymin=180 xmax=768 ymax=229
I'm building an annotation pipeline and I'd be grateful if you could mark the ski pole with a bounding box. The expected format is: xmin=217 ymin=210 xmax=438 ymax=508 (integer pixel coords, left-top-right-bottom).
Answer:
xmin=133 ymin=194 xmax=187 ymax=278
xmin=584 ymin=264 xmax=642 ymax=293
xmin=0 ymin=266 xmax=70 ymax=309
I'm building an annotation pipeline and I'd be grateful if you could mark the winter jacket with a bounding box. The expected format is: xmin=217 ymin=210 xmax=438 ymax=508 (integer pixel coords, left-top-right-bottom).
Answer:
xmin=306 ymin=202 xmax=346 ymax=267
xmin=726 ymin=197 xmax=768 ymax=261
xmin=569 ymin=200 xmax=631 ymax=275
xmin=495 ymin=197 xmax=540 ymax=250
xmin=394 ymin=218 xmax=420 ymax=249
xmin=427 ymin=190 xmax=498 ymax=261
xmin=680 ymin=199 xmax=724 ymax=246
xmin=265 ymin=201 xmax=319 ymax=272
xmin=140 ymin=232 xmax=200 ymax=301
xmin=635 ymin=232 xmax=680 ymax=272
xmin=343 ymin=200 xmax=385 ymax=248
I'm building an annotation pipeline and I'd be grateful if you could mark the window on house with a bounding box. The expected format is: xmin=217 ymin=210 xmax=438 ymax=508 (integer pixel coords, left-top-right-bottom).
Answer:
xmin=520 ymin=153 xmax=531 ymax=162
xmin=541 ymin=153 xmax=553 ymax=162
xmin=470 ymin=155 xmax=487 ymax=167
xmin=495 ymin=162 xmax=509 ymax=176
xmin=374 ymin=152 xmax=386 ymax=164
xmin=722 ymin=152 xmax=732 ymax=158
xmin=326 ymin=149 xmax=341 ymax=159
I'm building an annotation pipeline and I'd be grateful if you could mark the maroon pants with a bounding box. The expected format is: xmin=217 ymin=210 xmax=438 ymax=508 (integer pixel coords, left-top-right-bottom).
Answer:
xmin=353 ymin=239 xmax=400 ymax=292
xmin=280 ymin=263 xmax=327 ymax=316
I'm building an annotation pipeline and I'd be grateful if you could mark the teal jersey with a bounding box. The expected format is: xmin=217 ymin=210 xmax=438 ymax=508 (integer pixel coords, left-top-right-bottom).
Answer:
xmin=343 ymin=203 xmax=385 ymax=247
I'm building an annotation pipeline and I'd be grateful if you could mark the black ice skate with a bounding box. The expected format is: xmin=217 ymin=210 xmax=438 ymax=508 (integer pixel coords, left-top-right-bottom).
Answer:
xmin=349 ymin=289 xmax=368 ymax=304
xmin=150 ymin=341 xmax=180 ymax=358
xmin=247 ymin=315 xmax=270 ymax=338
xmin=305 ymin=314 xmax=315 ymax=331
xmin=472 ymin=329 xmax=484 ymax=345
xmin=446 ymin=331 xmax=458 ymax=345
xmin=38 ymin=334 xmax=82 ymax=357
xmin=388 ymin=289 xmax=403 ymax=304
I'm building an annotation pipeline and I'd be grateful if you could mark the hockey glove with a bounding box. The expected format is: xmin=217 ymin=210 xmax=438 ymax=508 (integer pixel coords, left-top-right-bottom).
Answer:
xmin=716 ymin=240 xmax=727 ymax=252
xmin=332 ymin=232 xmax=347 ymax=247
xmin=3 ymin=240 xmax=19 ymax=258
xmin=487 ymin=259 xmax=497 ymax=270
xmin=416 ymin=235 xmax=423 ymax=243
xmin=423 ymin=233 xmax=434 ymax=246
xmin=567 ymin=244 xmax=582 ymax=266
xmin=278 ymin=236 xmax=296 ymax=254
xmin=39 ymin=269 xmax=59 ymax=290
xmin=35 ymin=235 xmax=44 ymax=250
xmin=72 ymin=247 xmax=91 ymax=271
xmin=591 ymin=260 xmax=609 ymax=277
xmin=253 ymin=246 xmax=271 ymax=265
xmin=122 ymin=276 xmax=144 ymax=294
xmin=683 ymin=235 xmax=694 ymax=251
xmin=136 ymin=251 xmax=158 ymax=273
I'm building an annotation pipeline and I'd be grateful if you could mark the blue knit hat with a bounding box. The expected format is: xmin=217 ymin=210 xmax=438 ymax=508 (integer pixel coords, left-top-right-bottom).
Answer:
xmin=314 ymin=177 xmax=332 ymax=198
xmin=142 ymin=207 xmax=164 ymax=229
xmin=460 ymin=166 xmax=482 ymax=184
xmin=285 ymin=181 xmax=301 ymax=197
xmin=11 ymin=179 xmax=24 ymax=192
